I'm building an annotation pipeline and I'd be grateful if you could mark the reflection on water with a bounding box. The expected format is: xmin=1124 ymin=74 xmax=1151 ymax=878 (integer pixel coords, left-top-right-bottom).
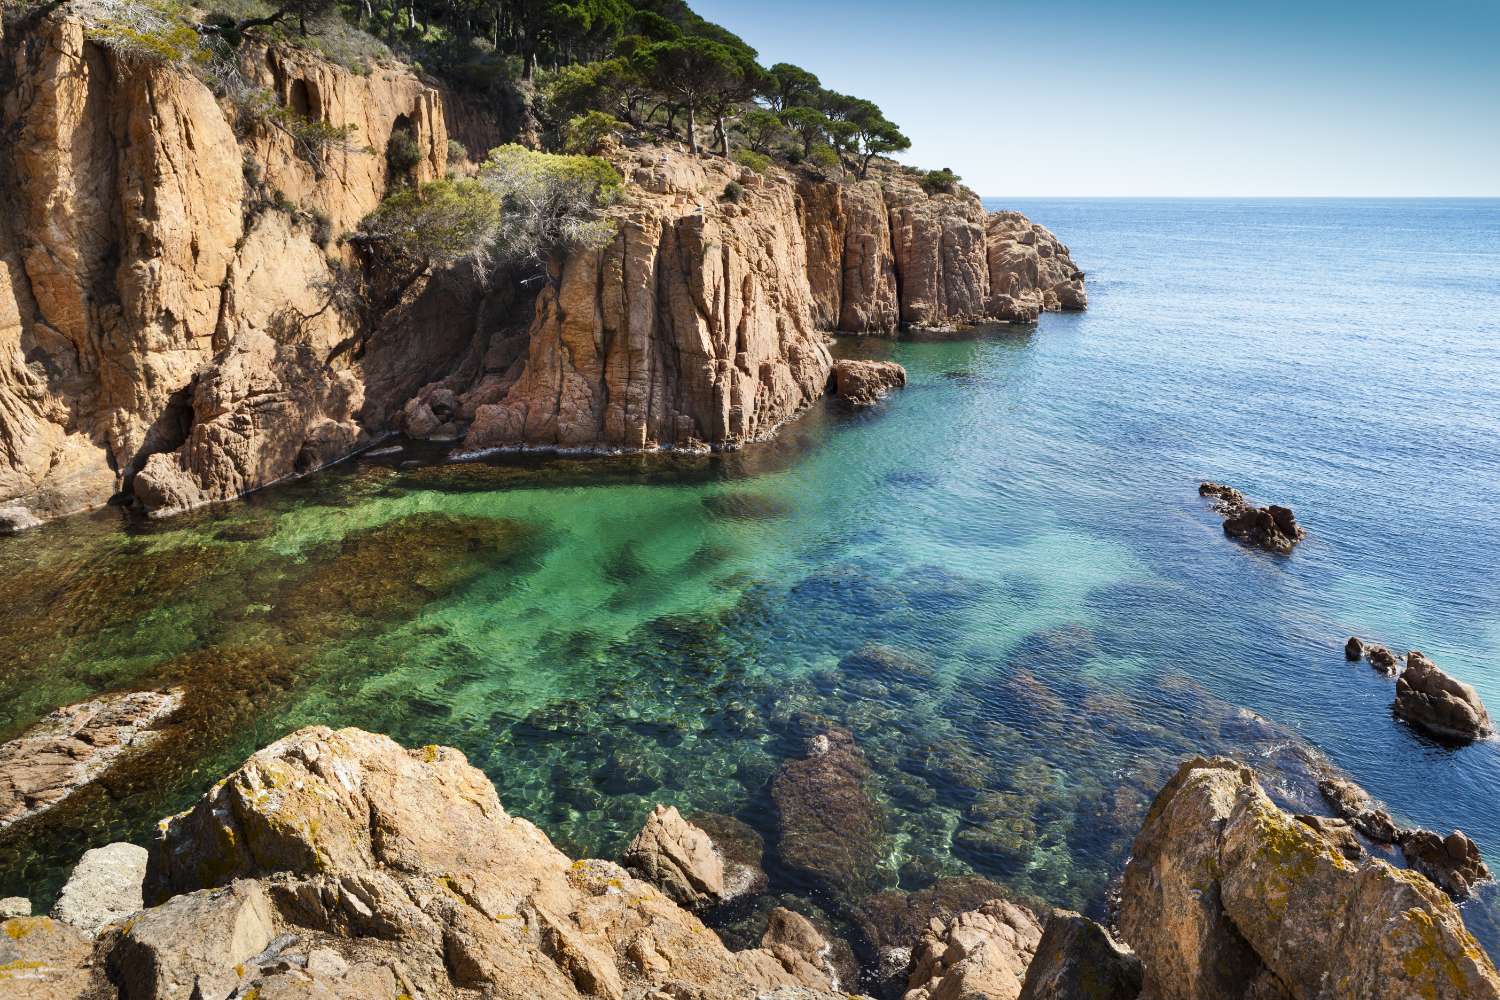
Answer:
xmin=2 ymin=199 xmax=1499 ymax=959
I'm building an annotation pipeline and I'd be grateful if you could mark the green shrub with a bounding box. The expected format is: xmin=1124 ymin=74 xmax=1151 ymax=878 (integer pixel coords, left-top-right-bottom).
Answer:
xmin=86 ymin=0 xmax=210 ymax=64
xmin=358 ymin=178 xmax=503 ymax=268
xmin=562 ymin=111 xmax=622 ymax=155
xmin=920 ymin=167 xmax=961 ymax=194
xmin=808 ymin=144 xmax=840 ymax=172
xmin=386 ymin=128 xmax=425 ymax=179
xmin=732 ymin=149 xmax=771 ymax=174
xmin=721 ymin=180 xmax=744 ymax=203
xmin=447 ymin=138 xmax=469 ymax=164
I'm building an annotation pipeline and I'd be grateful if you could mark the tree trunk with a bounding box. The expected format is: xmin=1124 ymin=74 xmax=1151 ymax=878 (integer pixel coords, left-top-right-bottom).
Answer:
xmin=716 ymin=116 xmax=729 ymax=156
xmin=686 ymin=104 xmax=698 ymax=154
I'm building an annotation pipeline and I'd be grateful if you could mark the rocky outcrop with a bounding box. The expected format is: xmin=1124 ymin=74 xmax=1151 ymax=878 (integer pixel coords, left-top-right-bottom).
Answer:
xmin=986 ymin=212 xmax=1088 ymax=321
xmin=0 ymin=915 xmax=109 ymax=998
xmin=1317 ymin=774 xmax=1401 ymax=843
xmin=834 ymin=358 xmax=908 ymax=406
xmin=622 ymin=803 xmax=728 ymax=911
xmin=1344 ymin=637 xmax=1400 ymax=675
xmin=903 ymin=898 xmax=1043 ymax=1000
xmin=1017 ymin=910 xmax=1142 ymax=1000
xmin=131 ymin=726 xmax=852 ymax=1000
xmin=0 ymin=688 xmax=182 ymax=831
xmin=1399 ymin=828 xmax=1491 ymax=900
xmin=1119 ymin=756 xmax=1500 ymax=1000
xmin=51 ymin=842 xmax=148 ymax=934
xmin=1198 ymin=482 xmax=1305 ymax=554
xmin=770 ymin=727 xmax=888 ymax=901
xmin=1394 ymin=650 xmax=1494 ymax=742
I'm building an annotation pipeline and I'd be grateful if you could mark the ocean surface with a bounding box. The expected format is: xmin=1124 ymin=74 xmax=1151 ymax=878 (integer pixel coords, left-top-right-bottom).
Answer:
xmin=3 ymin=198 xmax=1498 ymax=957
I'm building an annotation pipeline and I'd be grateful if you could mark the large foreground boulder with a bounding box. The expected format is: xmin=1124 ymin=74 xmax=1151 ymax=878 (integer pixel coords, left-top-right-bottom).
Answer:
xmin=902 ymin=898 xmax=1043 ymax=1000
xmin=1394 ymin=651 xmax=1494 ymax=742
xmin=136 ymin=726 xmax=852 ymax=1000
xmin=1120 ymin=756 xmax=1500 ymax=1000
xmin=622 ymin=804 xmax=728 ymax=910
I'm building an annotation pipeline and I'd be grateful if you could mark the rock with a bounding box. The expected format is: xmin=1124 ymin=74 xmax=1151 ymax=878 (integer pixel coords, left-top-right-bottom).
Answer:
xmin=1367 ymin=644 xmax=1399 ymax=675
xmin=1293 ymin=815 xmax=1364 ymax=862
xmin=833 ymin=359 xmax=908 ymax=406
xmin=0 ymin=897 xmax=28 ymax=919
xmin=770 ymin=728 xmax=888 ymax=901
xmin=623 ymin=804 xmax=728 ymax=910
xmin=1399 ymin=828 xmax=1492 ymax=900
xmin=1316 ymin=775 xmax=1401 ymax=843
xmin=52 ymin=841 xmax=148 ymax=933
xmin=138 ymin=726 xmax=851 ymax=1000
xmin=855 ymin=876 xmax=1018 ymax=990
xmin=0 ymin=505 xmax=40 ymax=534
xmin=757 ymin=907 xmax=847 ymax=991
xmin=1120 ymin=756 xmax=1500 ymax=1000
xmin=1017 ymin=909 xmax=1142 ymax=1000
xmin=0 ymin=915 xmax=110 ymax=999
xmin=688 ymin=811 xmax=770 ymax=900
xmin=1198 ymin=482 xmax=1305 ymax=554
xmin=903 ymin=898 xmax=1044 ymax=1000
xmin=107 ymin=880 xmax=277 ymax=1000
xmin=986 ymin=212 xmax=1088 ymax=317
xmin=1394 ymin=650 xmax=1494 ymax=741
xmin=1343 ymin=636 xmax=1364 ymax=661
xmin=0 ymin=689 xmax=183 ymax=830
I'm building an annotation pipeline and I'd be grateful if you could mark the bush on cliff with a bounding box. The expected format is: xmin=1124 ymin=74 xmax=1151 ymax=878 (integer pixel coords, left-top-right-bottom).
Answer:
xmin=921 ymin=167 xmax=961 ymax=194
xmin=563 ymin=110 xmax=623 ymax=154
xmin=357 ymin=178 xmax=503 ymax=272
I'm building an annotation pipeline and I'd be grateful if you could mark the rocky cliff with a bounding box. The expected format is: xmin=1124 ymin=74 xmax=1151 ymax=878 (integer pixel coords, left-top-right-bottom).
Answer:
xmin=0 ymin=9 xmax=1085 ymax=528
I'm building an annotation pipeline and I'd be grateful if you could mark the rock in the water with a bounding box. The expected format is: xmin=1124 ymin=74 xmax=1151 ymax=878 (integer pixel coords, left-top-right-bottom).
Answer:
xmin=137 ymin=726 xmax=851 ymax=1000
xmin=52 ymin=841 xmax=148 ymax=934
xmin=833 ymin=359 xmax=907 ymax=406
xmin=1394 ymin=650 xmax=1494 ymax=741
xmin=1198 ymin=482 xmax=1305 ymax=554
xmin=903 ymin=898 xmax=1044 ymax=1000
xmin=1367 ymin=644 xmax=1399 ymax=675
xmin=1317 ymin=775 xmax=1401 ymax=844
xmin=689 ymin=811 xmax=770 ymax=900
xmin=0 ymin=689 xmax=183 ymax=831
xmin=623 ymin=803 xmax=728 ymax=910
xmin=1343 ymin=636 xmax=1364 ymax=661
xmin=770 ymin=728 xmax=888 ymax=901
xmin=0 ymin=505 xmax=41 ymax=534
xmin=755 ymin=907 xmax=849 ymax=992
xmin=1120 ymin=756 xmax=1500 ymax=1000
xmin=1018 ymin=909 xmax=1143 ymax=1000
xmin=855 ymin=876 xmax=1019 ymax=990
xmin=0 ymin=896 xmax=28 ymax=919
xmin=0 ymin=915 xmax=109 ymax=998
xmin=1400 ymin=828 xmax=1492 ymax=900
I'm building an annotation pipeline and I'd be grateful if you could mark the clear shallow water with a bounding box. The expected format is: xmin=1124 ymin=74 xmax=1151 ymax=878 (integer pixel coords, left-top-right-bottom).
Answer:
xmin=3 ymin=199 xmax=1499 ymax=954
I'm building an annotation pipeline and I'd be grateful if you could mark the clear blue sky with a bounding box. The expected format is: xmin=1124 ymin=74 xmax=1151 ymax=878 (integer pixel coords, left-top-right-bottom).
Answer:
xmin=692 ymin=0 xmax=1500 ymax=197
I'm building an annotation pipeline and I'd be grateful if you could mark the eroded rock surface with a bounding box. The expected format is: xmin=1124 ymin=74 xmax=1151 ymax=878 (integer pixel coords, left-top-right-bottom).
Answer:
xmin=1394 ymin=650 xmax=1494 ymax=742
xmin=903 ymin=898 xmax=1044 ymax=1000
xmin=1119 ymin=756 xmax=1500 ymax=1000
xmin=0 ymin=689 xmax=182 ymax=831
xmin=1017 ymin=909 xmax=1141 ymax=1000
xmin=622 ymin=803 xmax=727 ymax=910
xmin=52 ymin=842 xmax=148 ymax=934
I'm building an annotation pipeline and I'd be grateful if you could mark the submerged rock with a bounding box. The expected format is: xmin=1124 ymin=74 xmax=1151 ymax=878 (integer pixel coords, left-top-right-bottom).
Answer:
xmin=1018 ymin=909 xmax=1142 ymax=1000
xmin=1394 ymin=650 xmax=1494 ymax=742
xmin=770 ymin=728 xmax=888 ymax=901
xmin=903 ymin=898 xmax=1044 ymax=1000
xmin=52 ymin=841 xmax=148 ymax=934
xmin=1198 ymin=482 xmax=1305 ymax=554
xmin=833 ymin=359 xmax=908 ymax=406
xmin=0 ymin=689 xmax=183 ymax=831
xmin=1120 ymin=756 xmax=1500 ymax=1000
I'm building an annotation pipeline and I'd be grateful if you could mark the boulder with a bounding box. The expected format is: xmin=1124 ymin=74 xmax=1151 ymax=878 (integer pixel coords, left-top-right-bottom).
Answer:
xmin=902 ymin=898 xmax=1044 ymax=1000
xmin=1316 ymin=775 xmax=1401 ymax=843
xmin=1198 ymin=483 xmax=1305 ymax=554
xmin=1343 ymin=636 xmax=1364 ymax=661
xmin=770 ymin=728 xmax=888 ymax=901
xmin=1017 ymin=909 xmax=1142 ymax=1000
xmin=833 ymin=359 xmax=908 ymax=406
xmin=0 ymin=689 xmax=183 ymax=831
xmin=1120 ymin=756 xmax=1500 ymax=1000
xmin=1399 ymin=828 xmax=1492 ymax=900
xmin=0 ymin=915 xmax=110 ymax=999
xmin=688 ymin=811 xmax=770 ymax=900
xmin=1367 ymin=645 xmax=1399 ymax=675
xmin=1393 ymin=651 xmax=1494 ymax=741
xmin=622 ymin=804 xmax=728 ymax=910
xmin=0 ymin=897 xmax=28 ymax=919
xmin=52 ymin=841 xmax=148 ymax=934
xmin=855 ymin=876 xmax=1018 ymax=988
xmin=107 ymin=880 xmax=277 ymax=1000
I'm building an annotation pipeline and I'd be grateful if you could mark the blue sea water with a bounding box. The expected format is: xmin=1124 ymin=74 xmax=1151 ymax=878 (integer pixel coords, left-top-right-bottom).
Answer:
xmin=1 ymin=198 xmax=1497 ymax=955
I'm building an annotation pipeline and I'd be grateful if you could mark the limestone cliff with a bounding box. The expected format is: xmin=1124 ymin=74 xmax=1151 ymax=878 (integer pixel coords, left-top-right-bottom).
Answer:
xmin=0 ymin=9 xmax=1086 ymax=527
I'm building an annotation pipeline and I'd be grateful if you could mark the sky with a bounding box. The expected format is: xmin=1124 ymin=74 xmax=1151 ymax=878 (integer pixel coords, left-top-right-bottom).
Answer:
xmin=691 ymin=0 xmax=1500 ymax=197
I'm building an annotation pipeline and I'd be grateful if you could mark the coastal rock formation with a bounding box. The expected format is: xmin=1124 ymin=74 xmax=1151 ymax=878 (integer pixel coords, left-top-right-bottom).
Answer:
xmin=135 ymin=726 xmax=850 ymax=1000
xmin=1399 ymin=828 xmax=1491 ymax=900
xmin=903 ymin=898 xmax=1043 ymax=1000
xmin=854 ymin=876 xmax=1019 ymax=987
xmin=1393 ymin=650 xmax=1494 ymax=741
xmin=1343 ymin=636 xmax=1363 ymax=660
xmin=1017 ymin=910 xmax=1142 ymax=1000
xmin=1119 ymin=756 xmax=1500 ymax=1000
xmin=0 ymin=915 xmax=109 ymax=998
xmin=1317 ymin=775 xmax=1401 ymax=843
xmin=0 ymin=689 xmax=182 ymax=831
xmin=770 ymin=727 xmax=888 ymax=901
xmin=1198 ymin=482 xmax=1305 ymax=554
xmin=51 ymin=842 xmax=148 ymax=934
xmin=834 ymin=359 xmax=908 ymax=406
xmin=0 ymin=9 xmax=1086 ymax=526
xmin=622 ymin=804 xmax=728 ymax=910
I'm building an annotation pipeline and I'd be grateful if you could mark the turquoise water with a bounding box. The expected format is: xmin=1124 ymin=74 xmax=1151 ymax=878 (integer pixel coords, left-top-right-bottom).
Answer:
xmin=2 ymin=198 xmax=1498 ymax=957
